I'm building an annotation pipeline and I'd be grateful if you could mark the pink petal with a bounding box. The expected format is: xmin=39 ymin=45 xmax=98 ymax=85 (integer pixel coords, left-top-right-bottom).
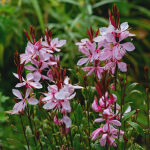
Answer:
xmin=92 ymin=97 xmax=102 ymax=112
xmin=33 ymin=71 xmax=41 ymax=82
xmin=103 ymin=108 xmax=111 ymax=116
xmin=106 ymin=33 xmax=115 ymax=43
xmin=51 ymin=38 xmax=58 ymax=46
xmin=119 ymin=31 xmax=129 ymax=42
xmin=109 ymin=120 xmax=121 ymax=126
xmin=122 ymin=42 xmax=135 ymax=51
xmin=120 ymin=22 xmax=129 ymax=32
xmin=77 ymin=58 xmax=89 ymax=66
xmin=12 ymin=89 xmax=22 ymax=99
xmin=64 ymin=76 xmax=69 ymax=85
xmin=99 ymin=49 xmax=112 ymax=61
xmin=25 ymin=65 xmax=36 ymax=71
xmin=66 ymin=92 xmax=76 ymax=100
xmin=42 ymin=94 xmax=53 ymax=101
xmin=29 ymin=82 xmax=42 ymax=89
xmin=28 ymin=98 xmax=38 ymax=105
xmin=100 ymin=134 xmax=107 ymax=146
xmin=83 ymin=67 xmax=95 ymax=75
xmin=43 ymin=102 xmax=57 ymax=110
xmin=94 ymin=118 xmax=105 ymax=123
xmin=25 ymin=88 xmax=31 ymax=98
xmin=61 ymin=101 xmax=71 ymax=112
xmin=57 ymin=40 xmax=66 ymax=47
xmin=103 ymin=123 xmax=109 ymax=132
xmin=62 ymin=115 xmax=72 ymax=128
xmin=108 ymin=136 xmax=115 ymax=146
xmin=91 ymin=128 xmax=102 ymax=140
xmin=94 ymin=36 xmax=104 ymax=42
xmin=12 ymin=101 xmax=26 ymax=114
xmin=100 ymin=27 xmax=107 ymax=35
xmin=26 ymin=73 xmax=34 ymax=81
xmin=118 ymin=62 xmax=127 ymax=72
xmin=15 ymin=82 xmax=25 ymax=88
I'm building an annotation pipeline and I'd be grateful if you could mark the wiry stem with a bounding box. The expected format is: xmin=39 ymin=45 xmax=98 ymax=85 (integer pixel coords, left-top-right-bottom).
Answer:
xmin=146 ymin=88 xmax=150 ymax=148
xmin=19 ymin=115 xmax=30 ymax=150
xmin=26 ymin=106 xmax=37 ymax=146
xmin=114 ymin=66 xmax=118 ymax=114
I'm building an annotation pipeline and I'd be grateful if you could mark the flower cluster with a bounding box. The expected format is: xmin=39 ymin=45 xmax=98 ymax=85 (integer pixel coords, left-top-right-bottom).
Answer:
xmin=76 ymin=4 xmax=133 ymax=147
xmin=91 ymin=89 xmax=124 ymax=147
xmin=12 ymin=27 xmax=82 ymax=132
xmin=76 ymin=6 xmax=135 ymax=79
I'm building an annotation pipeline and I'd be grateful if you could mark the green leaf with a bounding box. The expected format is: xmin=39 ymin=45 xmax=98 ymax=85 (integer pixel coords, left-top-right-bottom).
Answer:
xmin=91 ymin=16 xmax=108 ymax=25
xmin=126 ymin=19 xmax=150 ymax=31
xmin=56 ymin=0 xmax=80 ymax=6
xmin=129 ymin=143 xmax=144 ymax=150
xmin=128 ymin=90 xmax=142 ymax=96
xmin=129 ymin=4 xmax=150 ymax=18
xmin=93 ymin=0 xmax=120 ymax=8
xmin=73 ymin=134 xmax=80 ymax=150
xmin=0 ymin=112 xmax=9 ymax=122
xmin=126 ymin=83 xmax=139 ymax=94
xmin=93 ymin=144 xmax=105 ymax=150
xmin=31 ymin=0 xmax=44 ymax=32
xmin=128 ymin=121 xmax=145 ymax=137
xmin=121 ymin=110 xmax=136 ymax=122
xmin=75 ymin=104 xmax=83 ymax=125
xmin=0 ymin=44 xmax=4 ymax=67
xmin=70 ymin=14 xmax=82 ymax=31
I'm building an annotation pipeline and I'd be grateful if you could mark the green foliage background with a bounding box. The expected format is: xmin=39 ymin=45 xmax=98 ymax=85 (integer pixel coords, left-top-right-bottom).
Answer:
xmin=0 ymin=0 xmax=150 ymax=149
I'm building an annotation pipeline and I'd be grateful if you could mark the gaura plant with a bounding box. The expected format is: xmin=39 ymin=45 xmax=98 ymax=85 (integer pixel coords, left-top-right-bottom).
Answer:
xmin=10 ymin=4 xmax=146 ymax=150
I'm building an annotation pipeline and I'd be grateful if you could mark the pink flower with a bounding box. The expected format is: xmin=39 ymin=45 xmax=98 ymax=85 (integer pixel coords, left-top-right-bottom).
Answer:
xmin=92 ymin=96 xmax=102 ymax=112
xmin=15 ymin=73 xmax=42 ymax=89
xmin=91 ymin=128 xmax=103 ymax=140
xmin=77 ymin=42 xmax=99 ymax=66
xmin=41 ymin=37 xmax=66 ymax=53
xmin=12 ymin=88 xmax=38 ymax=114
xmin=83 ymin=65 xmax=104 ymax=79
xmin=20 ymin=41 xmax=41 ymax=64
xmin=54 ymin=115 xmax=72 ymax=132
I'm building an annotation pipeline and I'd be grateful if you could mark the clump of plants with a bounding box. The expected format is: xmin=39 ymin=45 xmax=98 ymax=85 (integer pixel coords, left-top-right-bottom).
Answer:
xmin=10 ymin=4 xmax=149 ymax=150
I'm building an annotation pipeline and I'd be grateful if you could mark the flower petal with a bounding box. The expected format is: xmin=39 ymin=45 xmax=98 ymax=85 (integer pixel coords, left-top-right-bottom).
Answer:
xmin=118 ymin=62 xmax=127 ymax=72
xmin=12 ymin=89 xmax=22 ymax=99
xmin=62 ymin=115 xmax=72 ymax=128
xmin=77 ymin=58 xmax=89 ymax=66
xmin=100 ymin=134 xmax=107 ymax=146
xmin=43 ymin=102 xmax=57 ymax=110
xmin=120 ymin=22 xmax=129 ymax=32
xmin=28 ymin=98 xmax=38 ymax=105
xmin=122 ymin=42 xmax=135 ymax=51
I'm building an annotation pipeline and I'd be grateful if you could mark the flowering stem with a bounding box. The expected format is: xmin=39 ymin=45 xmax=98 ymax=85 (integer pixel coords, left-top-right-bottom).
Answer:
xmin=69 ymin=129 xmax=73 ymax=147
xmin=114 ymin=66 xmax=118 ymax=114
xmin=146 ymin=88 xmax=150 ymax=147
xmin=26 ymin=106 xmax=37 ymax=146
xmin=19 ymin=115 xmax=30 ymax=150
xmin=32 ymin=111 xmax=43 ymax=150
xmin=65 ymin=133 xmax=70 ymax=149
xmin=87 ymin=100 xmax=91 ymax=150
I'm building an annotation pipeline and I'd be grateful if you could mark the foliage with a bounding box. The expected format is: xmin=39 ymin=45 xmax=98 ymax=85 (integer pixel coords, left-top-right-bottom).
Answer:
xmin=0 ymin=0 xmax=150 ymax=149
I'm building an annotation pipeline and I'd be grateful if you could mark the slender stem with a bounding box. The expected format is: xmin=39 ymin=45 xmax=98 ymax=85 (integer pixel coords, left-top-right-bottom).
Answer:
xmin=65 ymin=133 xmax=70 ymax=149
xmin=69 ymin=129 xmax=73 ymax=147
xmin=87 ymin=101 xmax=91 ymax=150
xmin=114 ymin=66 xmax=118 ymax=114
xmin=32 ymin=111 xmax=43 ymax=150
xmin=26 ymin=106 xmax=37 ymax=146
xmin=146 ymin=88 xmax=150 ymax=148
xmin=19 ymin=115 xmax=30 ymax=150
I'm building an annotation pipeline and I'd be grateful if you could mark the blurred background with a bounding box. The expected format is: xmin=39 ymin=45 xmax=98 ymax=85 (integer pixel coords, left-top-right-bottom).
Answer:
xmin=0 ymin=0 xmax=150 ymax=149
